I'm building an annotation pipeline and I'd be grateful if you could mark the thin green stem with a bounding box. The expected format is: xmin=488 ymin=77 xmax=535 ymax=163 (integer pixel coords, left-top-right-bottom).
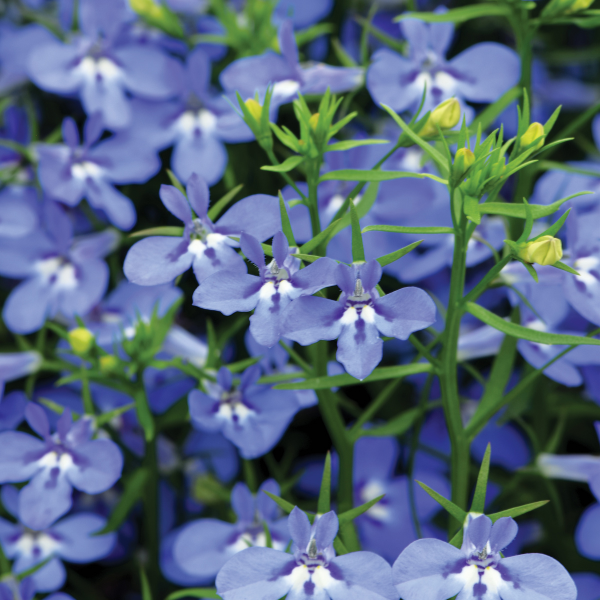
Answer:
xmin=461 ymin=256 xmax=512 ymax=305
xmin=265 ymin=148 xmax=308 ymax=202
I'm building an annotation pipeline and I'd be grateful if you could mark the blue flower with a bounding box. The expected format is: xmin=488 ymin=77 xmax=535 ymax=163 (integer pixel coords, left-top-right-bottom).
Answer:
xmin=216 ymin=506 xmax=397 ymax=600
xmin=193 ymin=231 xmax=338 ymax=347
xmin=171 ymin=480 xmax=289 ymax=584
xmin=367 ymin=13 xmax=520 ymax=116
xmin=282 ymin=260 xmax=436 ymax=380
xmin=393 ymin=513 xmax=576 ymax=600
xmin=0 ymin=403 xmax=123 ymax=530
xmin=0 ymin=486 xmax=115 ymax=592
xmin=37 ymin=114 xmax=160 ymax=230
xmin=188 ymin=365 xmax=303 ymax=459
xmin=27 ymin=1 xmax=184 ymax=130
xmin=123 ymin=48 xmax=252 ymax=185
xmin=220 ymin=20 xmax=363 ymax=109
xmin=124 ymin=173 xmax=281 ymax=285
xmin=0 ymin=200 xmax=118 ymax=334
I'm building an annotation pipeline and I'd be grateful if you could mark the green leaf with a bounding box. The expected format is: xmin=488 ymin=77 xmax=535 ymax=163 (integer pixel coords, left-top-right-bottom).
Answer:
xmin=95 ymin=403 xmax=135 ymax=427
xmin=349 ymin=198 xmax=365 ymax=262
xmin=207 ymin=184 xmax=244 ymax=221
xmin=166 ymin=168 xmax=186 ymax=195
xmin=516 ymin=257 xmax=539 ymax=283
xmin=338 ymin=495 xmax=385 ymax=527
xmin=263 ymin=490 xmax=296 ymax=515
xmin=140 ymin=567 xmax=152 ymax=600
xmin=416 ymin=481 xmax=467 ymax=524
xmin=551 ymin=260 xmax=580 ymax=276
xmin=317 ymin=453 xmax=332 ymax=514
xmin=326 ymin=139 xmax=389 ymax=152
xmin=165 ymin=589 xmax=221 ymax=600
xmin=128 ymin=226 xmax=183 ymax=239
xmin=464 ymin=195 xmax=481 ymax=224
xmin=319 ymin=169 xmax=424 ymax=182
xmin=488 ymin=500 xmax=549 ymax=522
xmin=262 ymin=521 xmax=273 ymax=549
xmin=333 ymin=537 xmax=349 ymax=555
xmin=380 ymin=105 xmax=450 ymax=177
xmin=395 ymin=4 xmax=511 ymax=24
xmin=376 ymin=240 xmax=423 ymax=267
xmin=16 ymin=555 xmax=54 ymax=580
xmin=358 ymin=407 xmax=421 ymax=437
xmin=274 ymin=362 xmax=433 ymax=390
xmin=465 ymin=302 xmax=600 ymax=346
xmin=479 ymin=192 xmax=591 ymax=219
xmin=94 ymin=468 xmax=150 ymax=535
xmin=278 ymin=191 xmax=296 ymax=247
xmin=518 ymin=199 xmax=534 ymax=244
xmin=531 ymin=208 xmax=571 ymax=241
xmin=130 ymin=0 xmax=184 ymax=37
xmin=261 ymin=155 xmax=305 ymax=173
xmin=363 ymin=225 xmax=454 ymax=235
xmin=544 ymin=105 xmax=562 ymax=135
xmin=471 ymin=444 xmax=491 ymax=514
xmin=300 ymin=218 xmax=343 ymax=255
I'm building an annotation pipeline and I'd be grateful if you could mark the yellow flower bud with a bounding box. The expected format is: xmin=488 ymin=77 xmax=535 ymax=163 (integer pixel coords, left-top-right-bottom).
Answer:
xmin=244 ymin=98 xmax=263 ymax=122
xmin=99 ymin=355 xmax=118 ymax=373
xmin=565 ymin=0 xmax=594 ymax=13
xmin=518 ymin=236 xmax=563 ymax=266
xmin=308 ymin=113 xmax=320 ymax=130
xmin=521 ymin=122 xmax=545 ymax=150
xmin=420 ymin=98 xmax=461 ymax=137
xmin=454 ymin=147 xmax=475 ymax=176
xmin=68 ymin=328 xmax=94 ymax=355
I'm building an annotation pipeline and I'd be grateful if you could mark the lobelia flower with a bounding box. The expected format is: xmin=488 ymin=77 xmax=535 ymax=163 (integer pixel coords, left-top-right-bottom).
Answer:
xmin=122 ymin=48 xmax=253 ymax=185
xmin=27 ymin=0 xmax=184 ymax=130
xmin=220 ymin=20 xmax=363 ymax=110
xmin=216 ymin=506 xmax=398 ymax=600
xmin=193 ymin=231 xmax=338 ymax=347
xmin=124 ymin=173 xmax=281 ymax=286
xmin=37 ymin=114 xmax=160 ymax=230
xmin=0 ymin=403 xmax=123 ymax=530
xmin=282 ymin=260 xmax=436 ymax=380
xmin=0 ymin=200 xmax=118 ymax=335
xmin=0 ymin=486 xmax=116 ymax=592
xmin=172 ymin=480 xmax=289 ymax=583
xmin=537 ymin=421 xmax=600 ymax=559
xmin=393 ymin=513 xmax=576 ymax=600
xmin=367 ymin=14 xmax=520 ymax=116
xmin=188 ymin=365 xmax=303 ymax=459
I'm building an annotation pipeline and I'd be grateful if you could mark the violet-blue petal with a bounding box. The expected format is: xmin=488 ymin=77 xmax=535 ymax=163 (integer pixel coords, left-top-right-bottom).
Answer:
xmin=257 ymin=479 xmax=280 ymax=522
xmin=334 ymin=262 xmax=356 ymax=295
xmin=241 ymin=233 xmax=265 ymax=269
xmin=172 ymin=133 xmax=228 ymax=186
xmin=160 ymin=185 xmax=192 ymax=223
xmin=314 ymin=511 xmax=339 ymax=549
xmin=449 ymin=43 xmax=520 ymax=103
xmin=173 ymin=518 xmax=238 ymax=578
xmin=278 ymin=20 xmax=299 ymax=66
xmin=216 ymin=546 xmax=294 ymax=600
xmin=393 ymin=538 xmax=466 ymax=600
xmin=27 ymin=40 xmax=82 ymax=94
xmin=272 ymin=231 xmax=289 ymax=268
xmin=193 ymin=272 xmax=262 ymax=315
xmin=0 ymin=392 xmax=27 ymax=432
xmin=19 ymin=469 xmax=73 ymax=530
xmin=359 ymin=261 xmax=382 ymax=291
xmin=51 ymin=513 xmax=116 ymax=562
xmin=124 ymin=237 xmax=193 ymax=286
xmin=66 ymin=439 xmax=123 ymax=493
xmin=216 ymin=195 xmax=281 ymax=242
xmin=288 ymin=506 xmax=311 ymax=550
xmin=282 ymin=296 xmax=344 ymax=345
xmin=489 ymin=517 xmax=518 ymax=553
xmin=3 ymin=278 xmax=53 ymax=335
xmin=572 ymin=573 xmax=600 ymax=600
xmin=188 ymin=389 xmax=221 ymax=433
xmin=290 ymin=257 xmax=338 ymax=295
xmin=337 ymin=318 xmax=382 ymax=381
xmin=25 ymin=403 xmax=50 ymax=439
xmin=466 ymin=515 xmax=492 ymax=552
xmin=249 ymin=291 xmax=292 ymax=348
xmin=0 ymin=431 xmax=46 ymax=481
xmin=373 ymin=287 xmax=436 ymax=339
xmin=576 ymin=503 xmax=600 ymax=559
xmin=498 ymin=554 xmax=577 ymax=600
xmin=231 ymin=482 xmax=255 ymax=524
xmin=187 ymin=173 xmax=210 ymax=218
xmin=62 ymin=117 xmax=79 ymax=148
xmin=328 ymin=551 xmax=398 ymax=600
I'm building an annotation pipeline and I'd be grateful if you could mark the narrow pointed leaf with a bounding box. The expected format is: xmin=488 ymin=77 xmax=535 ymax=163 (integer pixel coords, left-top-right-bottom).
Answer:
xmin=416 ymin=481 xmax=467 ymax=523
xmin=166 ymin=169 xmax=186 ymax=195
xmin=349 ymin=198 xmax=365 ymax=262
xmin=358 ymin=407 xmax=421 ymax=437
xmin=551 ymin=260 xmax=580 ymax=275
xmin=465 ymin=302 xmax=600 ymax=346
xmin=531 ymin=207 xmax=570 ymax=242
xmin=471 ymin=444 xmax=491 ymax=513
xmin=278 ymin=191 xmax=296 ymax=247
xmin=317 ymin=453 xmax=332 ymax=514
xmin=208 ymin=184 xmax=244 ymax=221
xmin=376 ymin=240 xmax=423 ymax=267
xmin=488 ymin=500 xmax=549 ymax=522
xmin=363 ymin=225 xmax=454 ymax=234
xmin=338 ymin=495 xmax=385 ymax=527
xmin=479 ymin=192 xmax=591 ymax=219
xmin=165 ymin=589 xmax=221 ymax=600
xmin=261 ymin=155 xmax=305 ymax=173
xmin=263 ymin=490 xmax=296 ymax=514
xmin=140 ymin=568 xmax=152 ymax=600
xmin=326 ymin=139 xmax=389 ymax=151
xmin=319 ymin=169 xmax=424 ymax=182
xmin=128 ymin=226 xmax=184 ymax=239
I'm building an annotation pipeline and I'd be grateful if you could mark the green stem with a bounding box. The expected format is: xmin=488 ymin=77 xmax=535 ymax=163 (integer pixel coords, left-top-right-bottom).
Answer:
xmin=438 ymin=213 xmax=470 ymax=522
xmin=265 ymin=148 xmax=308 ymax=202
xmin=461 ymin=255 xmax=512 ymax=305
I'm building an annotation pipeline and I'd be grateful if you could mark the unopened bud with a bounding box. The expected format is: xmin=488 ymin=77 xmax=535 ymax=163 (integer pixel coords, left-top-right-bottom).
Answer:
xmin=309 ymin=113 xmax=320 ymax=130
xmin=68 ymin=328 xmax=94 ymax=355
xmin=245 ymin=98 xmax=263 ymax=122
xmin=454 ymin=147 xmax=475 ymax=177
xmin=564 ymin=0 xmax=594 ymax=12
xmin=518 ymin=236 xmax=563 ymax=266
xmin=421 ymin=98 xmax=461 ymax=137
xmin=99 ymin=355 xmax=118 ymax=373
xmin=521 ymin=122 xmax=545 ymax=150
